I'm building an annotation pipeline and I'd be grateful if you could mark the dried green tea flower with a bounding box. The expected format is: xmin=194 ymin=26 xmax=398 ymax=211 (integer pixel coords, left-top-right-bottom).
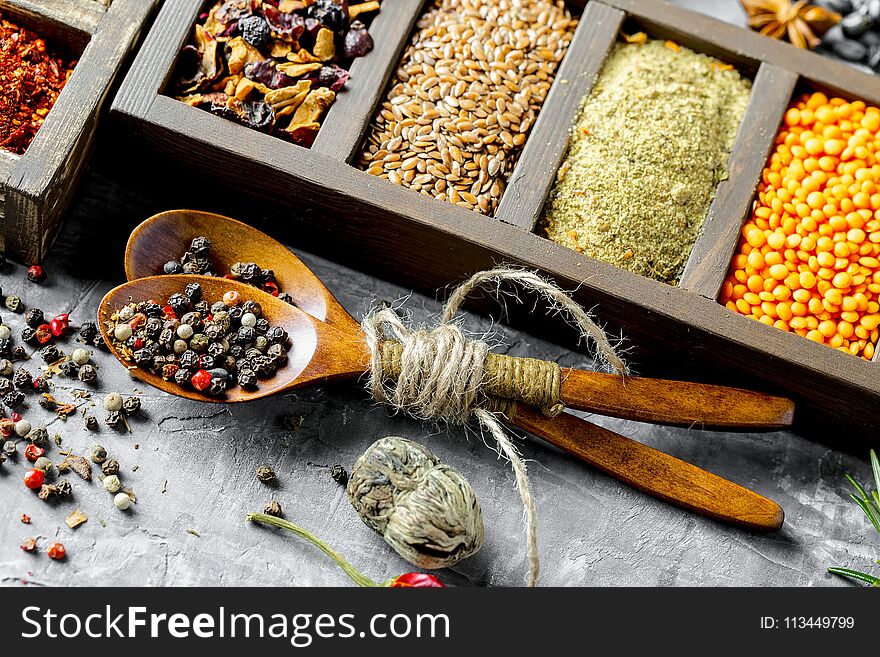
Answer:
xmin=348 ymin=436 xmax=484 ymax=569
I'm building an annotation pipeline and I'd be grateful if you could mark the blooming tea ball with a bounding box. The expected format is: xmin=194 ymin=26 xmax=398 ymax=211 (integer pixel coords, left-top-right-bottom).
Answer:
xmin=347 ymin=436 xmax=483 ymax=569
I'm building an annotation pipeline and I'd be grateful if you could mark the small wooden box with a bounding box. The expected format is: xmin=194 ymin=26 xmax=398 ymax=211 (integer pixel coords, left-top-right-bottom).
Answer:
xmin=112 ymin=0 xmax=880 ymax=438
xmin=0 ymin=0 xmax=159 ymax=264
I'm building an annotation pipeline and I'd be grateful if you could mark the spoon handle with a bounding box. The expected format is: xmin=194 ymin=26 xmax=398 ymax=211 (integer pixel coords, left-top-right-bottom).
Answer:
xmin=558 ymin=368 xmax=795 ymax=430
xmin=507 ymin=403 xmax=785 ymax=533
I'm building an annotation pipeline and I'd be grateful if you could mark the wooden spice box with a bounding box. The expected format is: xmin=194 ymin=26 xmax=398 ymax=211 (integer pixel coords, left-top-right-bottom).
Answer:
xmin=0 ymin=0 xmax=159 ymax=264
xmin=112 ymin=0 xmax=880 ymax=438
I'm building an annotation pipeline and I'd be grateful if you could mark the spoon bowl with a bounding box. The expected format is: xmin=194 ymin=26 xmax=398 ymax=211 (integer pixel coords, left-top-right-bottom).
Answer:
xmin=98 ymin=275 xmax=369 ymax=403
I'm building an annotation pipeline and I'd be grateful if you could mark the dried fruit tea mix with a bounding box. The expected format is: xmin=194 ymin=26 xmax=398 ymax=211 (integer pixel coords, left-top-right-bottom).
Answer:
xmin=720 ymin=91 xmax=880 ymax=360
xmin=173 ymin=0 xmax=381 ymax=148
xmin=542 ymin=38 xmax=751 ymax=285
xmin=358 ymin=0 xmax=577 ymax=215
xmin=0 ymin=14 xmax=77 ymax=155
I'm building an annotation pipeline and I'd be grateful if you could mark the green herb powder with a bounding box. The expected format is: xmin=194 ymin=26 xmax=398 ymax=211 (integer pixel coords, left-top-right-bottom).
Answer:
xmin=542 ymin=40 xmax=752 ymax=284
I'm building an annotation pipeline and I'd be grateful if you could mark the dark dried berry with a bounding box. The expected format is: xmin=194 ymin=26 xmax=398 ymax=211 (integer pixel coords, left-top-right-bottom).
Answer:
xmin=0 ymin=339 xmax=10 ymax=358
xmin=254 ymin=318 xmax=269 ymax=334
xmin=60 ymin=360 xmax=79 ymax=377
xmin=210 ymin=301 xmax=228 ymax=315
xmin=231 ymin=261 xmax=262 ymax=282
xmin=241 ymin=300 xmax=262 ymax=317
xmin=278 ymin=293 xmax=295 ymax=305
xmin=266 ymin=326 xmax=289 ymax=345
xmin=168 ymin=293 xmax=191 ymax=315
xmin=3 ymin=390 xmax=24 ymax=408
xmin=174 ymin=368 xmax=191 ymax=387
xmin=105 ymin=411 xmax=123 ymax=429
xmin=194 ymin=300 xmax=210 ymax=315
xmin=237 ymin=368 xmax=258 ymax=390
xmin=190 ymin=236 xmax=212 ymax=255
xmin=39 ymin=344 xmax=60 ymax=364
xmin=24 ymin=308 xmax=45 ymax=327
xmin=239 ymin=14 xmax=270 ymax=47
xmin=179 ymin=350 xmax=200 ymax=370
xmin=79 ymin=322 xmax=99 ymax=343
xmin=122 ymin=396 xmax=141 ymax=415
xmin=144 ymin=317 xmax=163 ymax=338
xmin=184 ymin=282 xmax=203 ymax=303
xmin=344 ymin=21 xmax=374 ymax=58
xmin=159 ymin=327 xmax=175 ymax=350
xmin=12 ymin=369 xmax=32 ymax=389
xmin=256 ymin=464 xmax=277 ymax=485
xmin=101 ymin=459 xmax=120 ymax=476
xmin=0 ymin=379 xmax=11 ymax=395
xmin=208 ymin=376 xmax=228 ymax=396
xmin=133 ymin=349 xmax=154 ymax=367
xmin=198 ymin=354 xmax=216 ymax=370
xmin=143 ymin=303 xmax=165 ymax=318
xmin=235 ymin=326 xmax=255 ymax=344
xmin=180 ymin=312 xmax=203 ymax=329
xmin=267 ymin=343 xmax=288 ymax=364
xmin=10 ymin=346 xmax=26 ymax=361
xmin=204 ymin=324 xmax=223 ymax=340
xmin=78 ymin=364 xmax=98 ymax=384
xmin=92 ymin=333 xmax=108 ymax=350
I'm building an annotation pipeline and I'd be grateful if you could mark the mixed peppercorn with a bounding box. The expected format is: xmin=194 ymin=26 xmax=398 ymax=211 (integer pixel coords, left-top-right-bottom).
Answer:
xmin=162 ymin=235 xmax=295 ymax=303
xmin=0 ymin=15 xmax=76 ymax=155
xmin=174 ymin=0 xmax=379 ymax=147
xmin=106 ymin=281 xmax=291 ymax=396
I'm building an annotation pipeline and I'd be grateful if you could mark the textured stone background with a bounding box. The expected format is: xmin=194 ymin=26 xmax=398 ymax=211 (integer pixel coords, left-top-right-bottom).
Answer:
xmin=0 ymin=0 xmax=877 ymax=588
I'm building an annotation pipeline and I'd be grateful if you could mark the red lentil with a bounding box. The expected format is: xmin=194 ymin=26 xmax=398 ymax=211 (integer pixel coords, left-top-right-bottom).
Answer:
xmin=0 ymin=15 xmax=76 ymax=155
xmin=721 ymin=92 xmax=880 ymax=360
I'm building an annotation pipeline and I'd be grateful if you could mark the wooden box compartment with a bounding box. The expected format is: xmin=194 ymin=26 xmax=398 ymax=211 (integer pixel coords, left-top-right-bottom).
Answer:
xmin=112 ymin=0 xmax=880 ymax=438
xmin=0 ymin=0 xmax=159 ymax=264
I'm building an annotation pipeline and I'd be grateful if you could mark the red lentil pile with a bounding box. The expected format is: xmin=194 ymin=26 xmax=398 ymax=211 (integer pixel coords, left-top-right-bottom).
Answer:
xmin=720 ymin=92 xmax=880 ymax=360
xmin=0 ymin=15 xmax=76 ymax=155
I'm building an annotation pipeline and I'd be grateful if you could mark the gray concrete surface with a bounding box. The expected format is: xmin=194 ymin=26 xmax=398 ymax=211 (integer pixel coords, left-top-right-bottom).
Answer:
xmin=0 ymin=0 xmax=877 ymax=588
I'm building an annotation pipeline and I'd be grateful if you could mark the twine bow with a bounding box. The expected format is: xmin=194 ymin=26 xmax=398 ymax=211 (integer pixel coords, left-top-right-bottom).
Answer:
xmin=361 ymin=267 xmax=626 ymax=586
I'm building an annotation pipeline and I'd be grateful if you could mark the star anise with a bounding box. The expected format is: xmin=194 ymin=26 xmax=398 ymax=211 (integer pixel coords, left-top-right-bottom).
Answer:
xmin=741 ymin=0 xmax=840 ymax=49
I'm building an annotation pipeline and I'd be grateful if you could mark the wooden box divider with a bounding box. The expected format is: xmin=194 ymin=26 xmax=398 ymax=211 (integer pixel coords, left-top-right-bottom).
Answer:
xmin=495 ymin=1 xmax=623 ymax=232
xmin=111 ymin=0 xmax=880 ymax=437
xmin=312 ymin=0 xmax=426 ymax=163
xmin=0 ymin=0 xmax=159 ymax=263
xmin=680 ymin=63 xmax=799 ymax=299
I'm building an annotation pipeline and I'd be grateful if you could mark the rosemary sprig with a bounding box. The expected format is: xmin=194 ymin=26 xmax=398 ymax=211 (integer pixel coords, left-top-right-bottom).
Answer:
xmin=828 ymin=449 xmax=880 ymax=587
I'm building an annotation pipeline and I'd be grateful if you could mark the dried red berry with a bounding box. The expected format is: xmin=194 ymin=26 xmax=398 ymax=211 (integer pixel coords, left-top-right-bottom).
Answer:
xmin=27 ymin=265 xmax=45 ymax=283
xmin=49 ymin=313 xmax=69 ymax=337
xmin=24 ymin=444 xmax=44 ymax=462
xmin=21 ymin=514 xmax=31 ymax=524
xmin=20 ymin=538 xmax=37 ymax=552
xmin=223 ymin=290 xmax=241 ymax=306
xmin=390 ymin=572 xmax=445 ymax=588
xmin=23 ymin=468 xmax=45 ymax=490
xmin=0 ymin=418 xmax=14 ymax=437
xmin=263 ymin=281 xmax=280 ymax=297
xmin=191 ymin=369 xmax=212 ymax=391
xmin=11 ymin=412 xmax=22 ymax=422
xmin=35 ymin=324 xmax=53 ymax=344
xmin=162 ymin=305 xmax=177 ymax=320
xmin=133 ymin=337 xmax=145 ymax=350
xmin=46 ymin=541 xmax=66 ymax=560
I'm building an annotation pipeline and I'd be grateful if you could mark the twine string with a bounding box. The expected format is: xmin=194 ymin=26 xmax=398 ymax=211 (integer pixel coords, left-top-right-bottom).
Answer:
xmin=361 ymin=267 xmax=626 ymax=587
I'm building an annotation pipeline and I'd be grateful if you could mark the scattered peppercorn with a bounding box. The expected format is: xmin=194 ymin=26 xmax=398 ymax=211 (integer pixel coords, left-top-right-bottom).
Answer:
xmin=26 ymin=265 xmax=46 ymax=283
xmin=20 ymin=514 xmax=30 ymax=524
xmin=78 ymin=364 xmax=97 ymax=384
xmin=46 ymin=541 xmax=66 ymax=560
xmin=4 ymin=295 xmax=22 ymax=312
xmin=84 ymin=415 xmax=98 ymax=431
xmin=23 ymin=468 xmax=45 ymax=489
xmin=103 ymin=392 xmax=123 ymax=412
xmin=330 ymin=464 xmax=349 ymax=486
xmin=102 ymin=474 xmax=121 ymax=493
xmin=721 ymin=91 xmax=880 ymax=359
xmin=24 ymin=308 xmax=44 ymax=327
xmin=33 ymin=456 xmax=52 ymax=472
xmin=114 ymin=492 xmax=133 ymax=510
xmin=122 ymin=396 xmax=141 ymax=415
xmin=26 ymin=427 xmax=49 ymax=446
xmin=20 ymin=537 xmax=36 ymax=552
xmin=38 ymin=393 xmax=57 ymax=410
xmin=101 ymin=459 xmax=119 ymax=476
xmin=256 ymin=464 xmax=277 ymax=485
xmin=38 ymin=479 xmax=71 ymax=500
xmin=264 ymin=500 xmax=283 ymax=517
xmin=90 ymin=444 xmax=107 ymax=464
xmin=105 ymin=411 xmax=123 ymax=429
xmin=24 ymin=443 xmax=44 ymax=462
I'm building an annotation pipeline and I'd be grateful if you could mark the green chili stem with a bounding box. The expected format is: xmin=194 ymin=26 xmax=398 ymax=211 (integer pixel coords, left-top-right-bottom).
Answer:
xmin=827 ymin=567 xmax=880 ymax=586
xmin=247 ymin=513 xmax=379 ymax=588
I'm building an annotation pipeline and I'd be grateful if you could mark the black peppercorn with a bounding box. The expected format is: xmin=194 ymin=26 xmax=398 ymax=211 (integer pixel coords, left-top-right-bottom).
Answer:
xmin=267 ymin=343 xmax=288 ymax=364
xmin=266 ymin=326 xmax=289 ymax=345
xmin=245 ymin=348 xmax=262 ymax=361
xmin=0 ymin=340 xmax=10 ymax=358
xmin=91 ymin=333 xmax=108 ymax=350
xmin=264 ymin=500 xmax=283 ymax=517
xmin=84 ymin=415 xmax=98 ymax=431
xmin=12 ymin=368 xmax=32 ymax=389
xmin=78 ymin=364 xmax=98 ymax=384
xmin=198 ymin=354 xmax=216 ymax=370
xmin=163 ymin=260 xmax=183 ymax=275
xmin=10 ymin=346 xmax=26 ymax=361
xmin=122 ymin=396 xmax=141 ymax=415
xmin=194 ymin=300 xmax=210 ymax=315
xmin=60 ymin=359 xmax=79 ymax=377
xmin=39 ymin=344 xmax=60 ymax=364
xmin=180 ymin=312 xmax=202 ymax=329
xmin=207 ymin=342 xmax=227 ymax=359
xmin=253 ymin=336 xmax=269 ymax=353
xmin=190 ymin=236 xmax=212 ymax=254
xmin=24 ymin=308 xmax=44 ymax=327
xmin=210 ymin=301 xmax=228 ymax=315
xmin=105 ymin=411 xmax=123 ymax=429
xmin=174 ymin=368 xmax=191 ymax=387
xmin=3 ymin=390 xmax=24 ymax=408
xmin=0 ymin=379 xmax=11 ymax=395
xmin=254 ymin=318 xmax=269 ymax=334
xmin=256 ymin=464 xmax=277 ymax=485
xmin=79 ymin=322 xmax=99 ymax=343
xmin=38 ymin=393 xmax=56 ymax=410
xmin=204 ymin=324 xmax=223 ymax=341
xmin=227 ymin=306 xmax=243 ymax=321
xmin=179 ymin=350 xmax=199 ymax=370
xmin=20 ymin=327 xmax=37 ymax=345
xmin=208 ymin=376 xmax=228 ymax=396
xmin=241 ymin=300 xmax=262 ymax=317
xmin=133 ymin=349 xmax=154 ymax=367
xmin=144 ymin=317 xmax=163 ymax=338
xmin=235 ymin=326 xmax=255 ymax=344
xmin=184 ymin=282 xmax=203 ymax=303
xmin=101 ymin=459 xmax=120 ymax=475
xmin=278 ymin=293 xmax=295 ymax=305
xmin=237 ymin=368 xmax=258 ymax=389
xmin=330 ymin=464 xmax=349 ymax=486
xmin=168 ymin=293 xmax=191 ymax=316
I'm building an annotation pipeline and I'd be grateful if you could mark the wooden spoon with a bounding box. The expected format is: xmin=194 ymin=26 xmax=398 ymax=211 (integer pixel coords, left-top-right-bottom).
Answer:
xmin=102 ymin=275 xmax=784 ymax=531
xmin=124 ymin=210 xmax=795 ymax=430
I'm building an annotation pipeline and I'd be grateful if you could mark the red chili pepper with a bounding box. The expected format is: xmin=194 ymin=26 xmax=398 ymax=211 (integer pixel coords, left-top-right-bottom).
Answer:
xmin=35 ymin=324 xmax=53 ymax=344
xmin=191 ymin=369 xmax=212 ymax=391
xmin=26 ymin=264 xmax=45 ymax=283
xmin=49 ymin=313 xmax=69 ymax=337
xmin=23 ymin=468 xmax=45 ymax=490
xmin=46 ymin=541 xmax=66 ymax=560
xmin=246 ymin=513 xmax=447 ymax=589
xmin=389 ymin=573 xmax=445 ymax=588
xmin=24 ymin=444 xmax=44 ymax=462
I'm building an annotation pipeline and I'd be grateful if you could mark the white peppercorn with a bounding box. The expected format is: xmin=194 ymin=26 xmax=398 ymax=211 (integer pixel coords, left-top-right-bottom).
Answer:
xmin=113 ymin=324 xmax=132 ymax=341
xmin=102 ymin=475 xmax=121 ymax=493
xmin=33 ymin=456 xmax=52 ymax=472
xmin=71 ymin=348 xmax=90 ymax=366
xmin=14 ymin=420 xmax=31 ymax=437
xmin=114 ymin=492 xmax=132 ymax=510
xmin=117 ymin=306 xmax=134 ymax=322
xmin=103 ymin=393 xmax=123 ymax=412
xmin=173 ymin=340 xmax=188 ymax=355
xmin=240 ymin=312 xmax=257 ymax=328
xmin=176 ymin=324 xmax=194 ymax=340
xmin=0 ymin=325 xmax=10 ymax=340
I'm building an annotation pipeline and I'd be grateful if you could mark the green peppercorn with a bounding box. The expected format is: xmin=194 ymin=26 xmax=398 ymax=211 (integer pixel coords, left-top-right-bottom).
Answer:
xmin=4 ymin=296 xmax=23 ymax=312
xmin=90 ymin=444 xmax=107 ymax=464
